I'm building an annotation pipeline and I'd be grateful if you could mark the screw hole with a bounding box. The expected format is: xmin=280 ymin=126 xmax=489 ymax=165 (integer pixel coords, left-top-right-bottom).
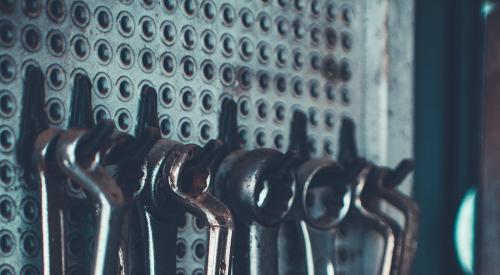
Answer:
xmin=160 ymin=84 xmax=175 ymax=107
xmin=0 ymin=231 xmax=15 ymax=256
xmin=221 ymin=4 xmax=235 ymax=26
xmin=202 ymin=0 xmax=215 ymax=21
xmin=96 ymin=40 xmax=112 ymax=64
xmin=118 ymin=44 xmax=134 ymax=68
xmin=221 ymin=34 xmax=235 ymax=57
xmin=72 ymin=2 xmax=90 ymax=28
xmin=200 ymin=91 xmax=213 ymax=112
xmin=140 ymin=17 xmax=156 ymax=41
xmin=140 ymin=49 xmax=155 ymax=72
xmin=0 ymin=127 xmax=14 ymax=152
xmin=118 ymin=12 xmax=134 ymax=37
xmin=160 ymin=116 xmax=173 ymax=137
xmin=0 ymin=162 xmax=14 ymax=186
xmin=96 ymin=7 xmax=111 ymax=31
xmin=47 ymin=30 xmax=66 ymax=56
xmin=201 ymin=30 xmax=215 ymax=53
xmin=0 ymin=196 xmax=14 ymax=222
xmin=161 ymin=21 xmax=176 ymax=45
xmin=22 ymin=26 xmax=41 ymax=52
xmin=47 ymin=99 xmax=64 ymax=124
xmin=116 ymin=110 xmax=131 ymax=131
xmin=72 ymin=35 xmax=89 ymax=60
xmin=0 ymin=91 xmax=15 ymax=117
xmin=0 ymin=21 xmax=15 ymax=47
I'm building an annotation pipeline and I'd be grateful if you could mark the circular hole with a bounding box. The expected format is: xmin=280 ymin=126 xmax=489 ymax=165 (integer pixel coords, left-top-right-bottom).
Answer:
xmin=94 ymin=73 xmax=111 ymax=97
xmin=116 ymin=110 xmax=131 ymax=131
xmin=276 ymin=17 xmax=288 ymax=36
xmin=342 ymin=6 xmax=353 ymax=25
xmin=274 ymin=104 xmax=285 ymax=122
xmin=161 ymin=53 xmax=176 ymax=76
xmin=22 ymin=0 xmax=41 ymax=17
xmin=294 ymin=0 xmax=305 ymax=11
xmin=293 ymin=50 xmax=304 ymax=69
xmin=325 ymin=112 xmax=335 ymax=129
xmin=340 ymin=60 xmax=352 ymax=81
xmin=140 ymin=49 xmax=155 ymax=72
xmin=308 ymin=137 xmax=318 ymax=154
xmin=47 ymin=99 xmax=64 ymax=124
xmin=118 ymin=44 xmax=134 ymax=68
xmin=0 ymin=127 xmax=14 ymax=152
xmin=0 ymin=196 xmax=15 ymax=222
xmin=238 ymin=97 xmax=250 ymax=117
xmin=240 ymin=8 xmax=254 ymax=28
xmin=0 ymin=231 xmax=15 ymax=256
xmin=0 ymin=21 xmax=15 ymax=47
xmin=201 ymin=30 xmax=215 ymax=53
xmin=176 ymin=240 xmax=186 ymax=260
xmin=21 ymin=197 xmax=38 ymax=223
xmin=309 ymin=80 xmax=320 ymax=99
xmin=310 ymin=27 xmax=320 ymax=45
xmin=163 ymin=0 xmax=177 ymax=12
xmin=257 ymin=42 xmax=270 ymax=64
xmin=96 ymin=40 xmax=112 ymax=64
xmin=179 ymin=119 xmax=193 ymax=140
xmin=67 ymin=234 xmax=83 ymax=257
xmin=275 ymin=74 xmax=287 ymax=94
xmin=94 ymin=106 xmax=110 ymax=123
xmin=325 ymin=82 xmax=335 ymax=101
xmin=0 ymin=264 xmax=14 ymax=275
xmin=21 ymin=231 xmax=38 ymax=257
xmin=324 ymin=139 xmax=334 ymax=156
xmin=0 ymin=56 xmax=15 ymax=83
xmin=341 ymin=87 xmax=350 ymax=105
xmin=221 ymin=4 xmax=235 ymax=26
xmin=326 ymin=28 xmax=337 ymax=48
xmin=160 ymin=84 xmax=175 ymax=107
xmin=199 ymin=122 xmax=211 ymax=142
xmin=238 ymin=127 xmax=248 ymax=147
xmin=140 ymin=17 xmax=156 ymax=41
xmin=71 ymin=2 xmax=90 ymax=27
xmin=47 ymin=30 xmax=66 ymax=56
xmin=275 ymin=46 xmax=287 ymax=67
xmin=20 ymin=265 xmax=39 ymax=275
xmin=117 ymin=77 xmax=133 ymax=101
xmin=256 ymin=100 xmax=268 ymax=120
xmin=118 ymin=12 xmax=135 ymax=37
xmin=193 ymin=269 xmax=203 ymax=275
xmin=201 ymin=61 xmax=215 ymax=82
xmin=292 ymin=20 xmax=305 ymax=40
xmin=239 ymin=38 xmax=254 ymax=61
xmin=176 ymin=269 xmax=186 ymax=275
xmin=180 ymin=87 xmax=195 ymax=110
xmin=96 ymin=7 xmax=111 ymax=31
xmin=160 ymin=116 xmax=173 ymax=137
xmin=273 ymin=133 xmax=284 ymax=149
xmin=72 ymin=35 xmax=89 ymax=60
xmin=258 ymin=72 xmax=270 ymax=91
xmin=200 ymin=91 xmax=213 ymax=112
xmin=341 ymin=31 xmax=353 ymax=51
xmin=311 ymin=0 xmax=321 ymax=17
xmin=182 ymin=0 xmax=196 ymax=17
xmin=47 ymin=0 xmax=66 ymax=23
xmin=161 ymin=21 xmax=177 ymax=45
xmin=221 ymin=34 xmax=235 ymax=57
xmin=310 ymin=53 xmax=321 ymax=71
xmin=0 ymin=162 xmax=14 ymax=186
xmin=0 ymin=91 xmax=15 ymax=117
xmin=202 ymin=0 xmax=215 ymax=21
xmin=193 ymin=241 xmax=206 ymax=260
xmin=309 ymin=108 xmax=319 ymax=127
xmin=180 ymin=57 xmax=195 ymax=79
xmin=220 ymin=64 xmax=234 ymax=86
xmin=238 ymin=68 xmax=251 ymax=90
xmin=322 ymin=56 xmax=338 ymax=80
xmin=181 ymin=26 xmax=196 ymax=50
xmin=326 ymin=2 xmax=336 ymax=21
xmin=255 ymin=130 xmax=266 ymax=147
xmin=22 ymin=25 xmax=41 ymax=52
xmin=258 ymin=12 xmax=271 ymax=32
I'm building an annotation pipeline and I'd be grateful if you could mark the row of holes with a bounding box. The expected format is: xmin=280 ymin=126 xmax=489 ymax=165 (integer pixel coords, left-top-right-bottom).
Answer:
xmin=0 ymin=264 xmax=38 ymax=275
xmin=0 ymin=196 xmax=38 ymax=223
xmin=176 ymin=238 xmax=207 ymax=262
xmin=0 ymin=230 xmax=39 ymax=258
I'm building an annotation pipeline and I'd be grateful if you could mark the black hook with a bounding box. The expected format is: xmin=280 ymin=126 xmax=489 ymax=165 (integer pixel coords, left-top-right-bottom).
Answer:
xmin=218 ymin=98 xmax=240 ymax=153
xmin=338 ymin=116 xmax=359 ymax=168
xmin=17 ymin=65 xmax=49 ymax=179
xmin=288 ymin=110 xmax=309 ymax=162
xmin=68 ymin=73 xmax=94 ymax=129
xmin=382 ymin=159 xmax=415 ymax=189
xmin=76 ymin=119 xmax=116 ymax=163
xmin=135 ymin=85 xmax=160 ymax=138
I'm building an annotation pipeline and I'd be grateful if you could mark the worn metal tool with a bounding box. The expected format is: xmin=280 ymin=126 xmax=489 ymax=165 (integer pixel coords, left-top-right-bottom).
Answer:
xmin=213 ymin=99 xmax=297 ymax=275
xmin=337 ymin=117 xmax=396 ymax=275
xmin=279 ymin=110 xmax=352 ymax=275
xmin=363 ymin=160 xmax=419 ymax=275
xmin=56 ymin=120 xmax=127 ymax=275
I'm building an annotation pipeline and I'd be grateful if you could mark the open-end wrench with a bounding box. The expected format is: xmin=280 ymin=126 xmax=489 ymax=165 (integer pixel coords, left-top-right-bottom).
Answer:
xmin=362 ymin=160 xmax=419 ymax=275
xmin=139 ymin=138 xmax=233 ymax=275
xmin=213 ymin=99 xmax=297 ymax=275
xmin=337 ymin=117 xmax=395 ymax=275
xmin=279 ymin=110 xmax=352 ymax=275
xmin=56 ymin=120 xmax=127 ymax=275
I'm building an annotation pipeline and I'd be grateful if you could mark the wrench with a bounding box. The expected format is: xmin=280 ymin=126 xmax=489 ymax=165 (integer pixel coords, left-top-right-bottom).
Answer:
xmin=337 ymin=117 xmax=396 ymax=275
xmin=213 ymin=99 xmax=297 ymax=275
xmin=56 ymin=120 xmax=127 ymax=275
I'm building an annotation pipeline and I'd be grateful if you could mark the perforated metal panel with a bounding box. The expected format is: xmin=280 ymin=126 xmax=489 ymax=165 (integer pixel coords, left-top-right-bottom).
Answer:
xmin=0 ymin=0 xmax=414 ymax=274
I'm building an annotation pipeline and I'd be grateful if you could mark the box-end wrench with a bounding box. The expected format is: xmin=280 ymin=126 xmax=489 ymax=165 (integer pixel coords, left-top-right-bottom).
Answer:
xmin=56 ymin=120 xmax=127 ymax=275
xmin=338 ymin=117 xmax=395 ymax=275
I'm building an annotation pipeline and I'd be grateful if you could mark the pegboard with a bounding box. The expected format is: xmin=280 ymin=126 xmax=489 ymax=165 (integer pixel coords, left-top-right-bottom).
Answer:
xmin=0 ymin=0 xmax=414 ymax=274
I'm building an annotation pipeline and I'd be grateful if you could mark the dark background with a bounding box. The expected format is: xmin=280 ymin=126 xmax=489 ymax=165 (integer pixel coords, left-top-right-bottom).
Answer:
xmin=413 ymin=0 xmax=484 ymax=274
